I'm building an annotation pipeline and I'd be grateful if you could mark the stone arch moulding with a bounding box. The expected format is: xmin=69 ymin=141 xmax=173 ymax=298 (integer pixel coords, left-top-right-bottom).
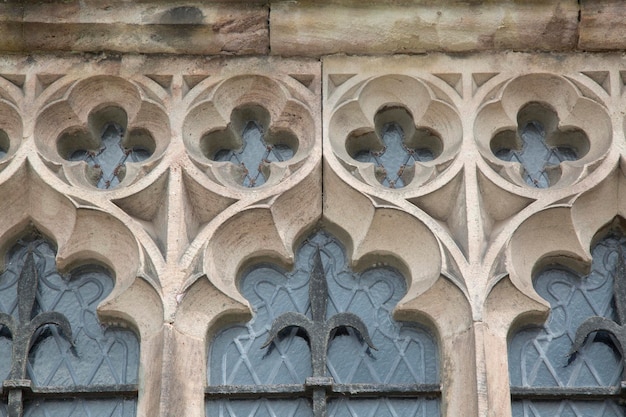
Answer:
xmin=0 ymin=161 xmax=164 ymax=417
xmin=0 ymin=82 xmax=22 ymax=174
xmin=482 ymin=164 xmax=626 ymax=417
xmin=474 ymin=73 xmax=612 ymax=191
xmin=327 ymin=74 xmax=463 ymax=194
xmin=172 ymin=173 xmax=475 ymax=417
xmin=182 ymin=74 xmax=320 ymax=193
xmin=33 ymin=75 xmax=171 ymax=193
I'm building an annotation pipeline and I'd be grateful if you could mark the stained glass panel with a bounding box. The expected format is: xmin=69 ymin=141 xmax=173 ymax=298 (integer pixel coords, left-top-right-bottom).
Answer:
xmin=24 ymin=399 xmax=136 ymax=417
xmin=354 ymin=122 xmax=435 ymax=189
xmin=512 ymin=400 xmax=624 ymax=417
xmin=328 ymin=398 xmax=440 ymax=417
xmin=206 ymin=399 xmax=313 ymax=417
xmin=68 ymin=123 xmax=152 ymax=189
xmin=494 ymin=121 xmax=578 ymax=188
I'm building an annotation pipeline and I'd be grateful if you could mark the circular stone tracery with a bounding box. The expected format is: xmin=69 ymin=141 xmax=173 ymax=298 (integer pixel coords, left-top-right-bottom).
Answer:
xmin=329 ymin=75 xmax=462 ymax=191
xmin=475 ymin=74 xmax=611 ymax=189
xmin=34 ymin=76 xmax=170 ymax=191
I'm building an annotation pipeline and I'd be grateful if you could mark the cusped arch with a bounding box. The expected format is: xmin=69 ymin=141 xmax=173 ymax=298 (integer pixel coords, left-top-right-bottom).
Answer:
xmin=0 ymin=162 xmax=163 ymax=415
xmin=33 ymin=75 xmax=170 ymax=191
xmin=483 ymin=167 xmax=626 ymax=416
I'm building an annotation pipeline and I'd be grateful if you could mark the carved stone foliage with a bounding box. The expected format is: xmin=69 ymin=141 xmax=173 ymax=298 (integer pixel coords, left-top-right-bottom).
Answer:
xmin=474 ymin=74 xmax=611 ymax=189
xmin=329 ymin=74 xmax=462 ymax=190
xmin=34 ymin=75 xmax=170 ymax=191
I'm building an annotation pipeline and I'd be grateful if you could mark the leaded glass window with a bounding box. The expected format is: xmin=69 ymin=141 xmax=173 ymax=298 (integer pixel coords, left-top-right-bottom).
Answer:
xmin=207 ymin=231 xmax=440 ymax=417
xmin=509 ymin=233 xmax=626 ymax=417
xmin=0 ymin=233 xmax=139 ymax=417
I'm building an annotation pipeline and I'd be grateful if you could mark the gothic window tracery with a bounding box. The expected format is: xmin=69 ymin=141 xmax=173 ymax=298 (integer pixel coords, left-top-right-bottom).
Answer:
xmin=0 ymin=233 xmax=139 ymax=417
xmin=508 ymin=233 xmax=626 ymax=417
xmin=206 ymin=231 xmax=440 ymax=417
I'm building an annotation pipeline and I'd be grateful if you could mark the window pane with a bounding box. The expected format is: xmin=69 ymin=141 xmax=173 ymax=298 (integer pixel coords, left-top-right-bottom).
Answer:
xmin=509 ymin=234 xmax=626 ymax=414
xmin=326 ymin=266 xmax=438 ymax=384
xmin=24 ymin=399 xmax=136 ymax=417
xmin=206 ymin=399 xmax=313 ymax=417
xmin=509 ymin=236 xmax=623 ymax=387
xmin=512 ymin=400 xmax=624 ymax=417
xmin=0 ymin=236 xmax=139 ymax=414
xmin=209 ymin=231 xmax=438 ymax=385
xmin=208 ymin=231 xmax=440 ymax=416
xmin=328 ymin=398 xmax=440 ymax=417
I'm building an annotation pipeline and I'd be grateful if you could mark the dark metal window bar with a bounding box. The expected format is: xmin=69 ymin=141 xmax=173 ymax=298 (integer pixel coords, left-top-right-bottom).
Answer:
xmin=0 ymin=250 xmax=137 ymax=417
xmin=206 ymin=249 xmax=441 ymax=417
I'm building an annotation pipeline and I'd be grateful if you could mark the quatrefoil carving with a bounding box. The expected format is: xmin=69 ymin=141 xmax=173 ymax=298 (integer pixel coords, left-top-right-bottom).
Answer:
xmin=57 ymin=106 xmax=155 ymax=189
xmin=475 ymin=74 xmax=611 ymax=190
xmin=202 ymin=105 xmax=296 ymax=188
xmin=0 ymin=98 xmax=22 ymax=172
xmin=328 ymin=75 xmax=462 ymax=191
xmin=183 ymin=75 xmax=317 ymax=190
xmin=490 ymin=102 xmax=589 ymax=188
xmin=346 ymin=106 xmax=442 ymax=189
xmin=34 ymin=75 xmax=170 ymax=191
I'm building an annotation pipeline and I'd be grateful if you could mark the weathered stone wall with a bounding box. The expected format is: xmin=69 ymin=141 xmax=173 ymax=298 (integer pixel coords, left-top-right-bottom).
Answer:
xmin=1 ymin=1 xmax=625 ymax=56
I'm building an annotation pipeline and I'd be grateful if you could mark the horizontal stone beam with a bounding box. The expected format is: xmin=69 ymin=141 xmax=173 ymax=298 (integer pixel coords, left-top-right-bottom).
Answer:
xmin=0 ymin=2 xmax=268 ymax=55
xmin=579 ymin=0 xmax=626 ymax=50
xmin=270 ymin=0 xmax=579 ymax=56
xmin=4 ymin=1 xmax=626 ymax=55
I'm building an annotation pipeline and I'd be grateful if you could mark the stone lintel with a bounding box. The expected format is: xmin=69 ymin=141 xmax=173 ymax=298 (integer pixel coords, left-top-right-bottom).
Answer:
xmin=270 ymin=0 xmax=579 ymax=56
xmin=0 ymin=2 xmax=269 ymax=55
xmin=579 ymin=0 xmax=626 ymax=51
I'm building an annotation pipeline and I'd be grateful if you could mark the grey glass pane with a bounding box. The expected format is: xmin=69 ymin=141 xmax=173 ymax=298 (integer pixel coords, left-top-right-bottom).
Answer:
xmin=24 ymin=398 xmax=136 ymax=417
xmin=208 ymin=262 xmax=311 ymax=385
xmin=326 ymin=265 xmax=437 ymax=384
xmin=209 ymin=231 xmax=438 ymax=386
xmin=509 ymin=235 xmax=624 ymax=388
xmin=213 ymin=121 xmax=294 ymax=188
xmin=328 ymin=399 xmax=439 ymax=417
xmin=0 ymin=237 xmax=139 ymax=387
xmin=495 ymin=121 xmax=578 ymax=189
xmin=0 ymin=402 xmax=6 ymax=417
xmin=206 ymin=399 xmax=313 ymax=417
xmin=0 ymin=326 xmax=10 ymax=381
xmin=69 ymin=123 xmax=152 ymax=189
xmin=511 ymin=400 xmax=625 ymax=417
xmin=355 ymin=123 xmax=435 ymax=189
